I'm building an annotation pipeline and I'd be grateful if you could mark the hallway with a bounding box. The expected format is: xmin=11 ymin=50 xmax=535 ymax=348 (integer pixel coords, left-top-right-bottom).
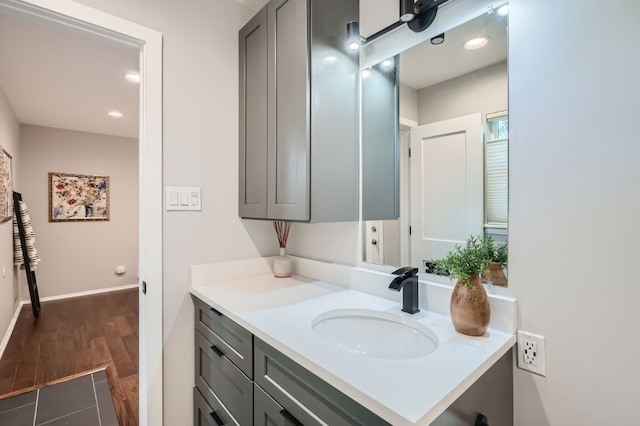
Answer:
xmin=0 ymin=288 xmax=139 ymax=425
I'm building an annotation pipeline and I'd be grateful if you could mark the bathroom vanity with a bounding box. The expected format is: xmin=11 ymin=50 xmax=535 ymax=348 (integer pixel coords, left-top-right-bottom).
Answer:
xmin=189 ymin=257 xmax=516 ymax=425
xmin=193 ymin=293 xmax=387 ymax=425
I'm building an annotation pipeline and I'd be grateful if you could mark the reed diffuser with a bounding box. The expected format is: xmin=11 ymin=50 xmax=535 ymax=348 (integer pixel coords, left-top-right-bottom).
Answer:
xmin=273 ymin=221 xmax=292 ymax=277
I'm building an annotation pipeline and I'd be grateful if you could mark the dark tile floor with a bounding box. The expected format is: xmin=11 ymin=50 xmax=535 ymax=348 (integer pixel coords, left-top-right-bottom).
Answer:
xmin=0 ymin=370 xmax=118 ymax=425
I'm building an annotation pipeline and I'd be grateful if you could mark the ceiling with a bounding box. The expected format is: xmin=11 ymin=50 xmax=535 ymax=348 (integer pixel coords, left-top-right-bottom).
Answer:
xmin=0 ymin=4 xmax=505 ymax=139
xmin=399 ymin=10 xmax=508 ymax=90
xmin=232 ymin=0 xmax=269 ymax=12
xmin=0 ymin=12 xmax=140 ymax=139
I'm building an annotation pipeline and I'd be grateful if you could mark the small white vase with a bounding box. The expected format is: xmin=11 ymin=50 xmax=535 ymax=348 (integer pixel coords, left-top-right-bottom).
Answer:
xmin=273 ymin=247 xmax=292 ymax=278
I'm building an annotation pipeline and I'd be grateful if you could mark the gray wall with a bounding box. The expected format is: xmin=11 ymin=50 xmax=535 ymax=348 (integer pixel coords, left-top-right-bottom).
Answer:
xmin=509 ymin=0 xmax=640 ymax=424
xmin=418 ymin=61 xmax=507 ymax=125
xmin=18 ymin=125 xmax=138 ymax=299
xmin=0 ymin=86 xmax=20 ymax=352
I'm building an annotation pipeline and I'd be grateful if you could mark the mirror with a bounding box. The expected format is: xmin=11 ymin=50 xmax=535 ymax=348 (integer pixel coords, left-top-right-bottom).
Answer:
xmin=361 ymin=4 xmax=509 ymax=280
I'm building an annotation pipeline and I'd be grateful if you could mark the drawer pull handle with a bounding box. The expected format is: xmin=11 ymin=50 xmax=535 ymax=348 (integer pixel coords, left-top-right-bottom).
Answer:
xmin=280 ymin=409 xmax=303 ymax=426
xmin=210 ymin=345 xmax=225 ymax=357
xmin=209 ymin=307 xmax=223 ymax=316
xmin=210 ymin=410 xmax=225 ymax=426
xmin=475 ymin=413 xmax=490 ymax=426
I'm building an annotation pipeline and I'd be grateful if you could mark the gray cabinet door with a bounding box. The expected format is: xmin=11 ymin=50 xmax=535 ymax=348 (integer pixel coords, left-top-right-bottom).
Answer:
xmin=239 ymin=0 xmax=359 ymax=222
xmin=254 ymin=383 xmax=315 ymax=426
xmin=267 ymin=0 xmax=310 ymax=221
xmin=239 ymin=6 xmax=268 ymax=219
xmin=254 ymin=338 xmax=389 ymax=426
xmin=194 ymin=387 xmax=223 ymax=426
xmin=361 ymin=56 xmax=399 ymax=221
xmin=193 ymin=295 xmax=253 ymax=378
xmin=195 ymin=330 xmax=252 ymax=425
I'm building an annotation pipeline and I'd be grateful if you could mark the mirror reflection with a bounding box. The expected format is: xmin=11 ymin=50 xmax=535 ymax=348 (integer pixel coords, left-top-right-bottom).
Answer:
xmin=363 ymin=8 xmax=508 ymax=277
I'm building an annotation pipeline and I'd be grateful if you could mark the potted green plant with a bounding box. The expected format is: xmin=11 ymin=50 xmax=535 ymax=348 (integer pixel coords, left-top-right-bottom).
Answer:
xmin=481 ymin=236 xmax=508 ymax=286
xmin=434 ymin=235 xmax=491 ymax=336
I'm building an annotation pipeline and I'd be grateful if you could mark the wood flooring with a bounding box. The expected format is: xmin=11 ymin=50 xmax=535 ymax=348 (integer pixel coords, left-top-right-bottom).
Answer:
xmin=0 ymin=288 xmax=139 ymax=425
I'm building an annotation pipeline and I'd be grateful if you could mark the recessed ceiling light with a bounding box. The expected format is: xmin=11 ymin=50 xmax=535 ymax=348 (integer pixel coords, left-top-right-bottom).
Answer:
xmin=497 ymin=4 xmax=509 ymax=16
xmin=124 ymin=71 xmax=140 ymax=83
xmin=463 ymin=36 xmax=490 ymax=50
xmin=107 ymin=110 xmax=124 ymax=118
xmin=382 ymin=59 xmax=393 ymax=67
xmin=430 ymin=33 xmax=445 ymax=45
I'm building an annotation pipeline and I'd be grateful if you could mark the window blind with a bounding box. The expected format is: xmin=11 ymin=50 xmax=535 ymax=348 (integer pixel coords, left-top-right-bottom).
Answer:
xmin=485 ymin=114 xmax=508 ymax=225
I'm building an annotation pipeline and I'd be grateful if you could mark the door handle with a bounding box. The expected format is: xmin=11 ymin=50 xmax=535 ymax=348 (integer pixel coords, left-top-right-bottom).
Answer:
xmin=210 ymin=410 xmax=225 ymax=426
xmin=280 ymin=409 xmax=303 ymax=426
xmin=210 ymin=345 xmax=225 ymax=357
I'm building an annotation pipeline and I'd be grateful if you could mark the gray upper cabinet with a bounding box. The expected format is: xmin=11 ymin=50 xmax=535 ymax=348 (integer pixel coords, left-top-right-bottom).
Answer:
xmin=361 ymin=56 xmax=399 ymax=221
xmin=239 ymin=0 xmax=359 ymax=222
xmin=239 ymin=8 xmax=268 ymax=219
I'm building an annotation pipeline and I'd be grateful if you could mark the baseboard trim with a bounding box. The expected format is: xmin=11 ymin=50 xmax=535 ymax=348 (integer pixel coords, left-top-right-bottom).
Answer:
xmin=36 ymin=283 xmax=139 ymax=303
xmin=0 ymin=283 xmax=139 ymax=359
xmin=0 ymin=300 xmax=27 ymax=360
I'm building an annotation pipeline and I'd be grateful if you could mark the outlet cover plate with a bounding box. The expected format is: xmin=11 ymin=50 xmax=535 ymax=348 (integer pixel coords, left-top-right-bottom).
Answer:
xmin=517 ymin=330 xmax=546 ymax=376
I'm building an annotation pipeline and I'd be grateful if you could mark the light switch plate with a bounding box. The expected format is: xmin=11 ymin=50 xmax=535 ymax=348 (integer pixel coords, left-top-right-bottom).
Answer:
xmin=166 ymin=186 xmax=201 ymax=211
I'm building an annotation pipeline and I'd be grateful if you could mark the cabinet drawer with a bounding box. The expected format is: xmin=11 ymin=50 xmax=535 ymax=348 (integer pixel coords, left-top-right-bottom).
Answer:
xmin=195 ymin=330 xmax=253 ymax=426
xmin=193 ymin=295 xmax=253 ymax=378
xmin=254 ymin=338 xmax=389 ymax=426
xmin=254 ymin=383 xmax=320 ymax=426
xmin=194 ymin=387 xmax=236 ymax=426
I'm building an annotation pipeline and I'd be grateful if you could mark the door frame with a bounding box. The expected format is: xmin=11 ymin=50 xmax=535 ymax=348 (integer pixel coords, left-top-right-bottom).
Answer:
xmin=0 ymin=1 xmax=163 ymax=424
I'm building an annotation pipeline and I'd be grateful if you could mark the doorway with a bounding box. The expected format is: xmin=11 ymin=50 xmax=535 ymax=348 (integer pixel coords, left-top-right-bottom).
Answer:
xmin=0 ymin=0 xmax=162 ymax=424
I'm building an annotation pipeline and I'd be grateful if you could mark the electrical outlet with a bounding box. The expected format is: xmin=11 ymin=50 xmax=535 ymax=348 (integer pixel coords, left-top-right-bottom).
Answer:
xmin=517 ymin=330 xmax=546 ymax=376
xmin=522 ymin=340 xmax=538 ymax=365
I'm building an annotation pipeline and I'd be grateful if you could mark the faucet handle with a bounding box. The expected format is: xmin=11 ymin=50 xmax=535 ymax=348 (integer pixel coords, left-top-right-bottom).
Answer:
xmin=392 ymin=266 xmax=418 ymax=277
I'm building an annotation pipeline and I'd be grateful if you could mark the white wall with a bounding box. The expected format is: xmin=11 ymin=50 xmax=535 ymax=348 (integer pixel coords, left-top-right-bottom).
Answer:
xmin=18 ymin=125 xmax=138 ymax=298
xmin=37 ymin=1 xmax=640 ymax=424
xmin=509 ymin=0 xmax=640 ymax=424
xmin=68 ymin=0 xmax=278 ymax=423
xmin=0 ymin=86 xmax=20 ymax=351
xmin=418 ymin=61 xmax=507 ymax=125
xmin=399 ymin=82 xmax=418 ymax=122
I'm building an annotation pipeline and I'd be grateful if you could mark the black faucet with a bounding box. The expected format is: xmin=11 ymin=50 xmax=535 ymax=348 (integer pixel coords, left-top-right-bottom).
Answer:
xmin=389 ymin=266 xmax=420 ymax=314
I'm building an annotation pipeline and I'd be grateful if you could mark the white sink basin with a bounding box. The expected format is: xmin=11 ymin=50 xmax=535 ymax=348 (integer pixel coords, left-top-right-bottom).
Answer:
xmin=311 ymin=309 xmax=439 ymax=359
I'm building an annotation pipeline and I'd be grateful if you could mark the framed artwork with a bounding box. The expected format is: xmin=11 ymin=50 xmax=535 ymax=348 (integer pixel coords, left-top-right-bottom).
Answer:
xmin=0 ymin=147 xmax=13 ymax=223
xmin=49 ymin=172 xmax=110 ymax=222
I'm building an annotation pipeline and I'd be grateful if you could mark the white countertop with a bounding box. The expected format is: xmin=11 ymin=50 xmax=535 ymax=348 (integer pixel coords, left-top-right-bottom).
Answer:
xmin=189 ymin=258 xmax=516 ymax=425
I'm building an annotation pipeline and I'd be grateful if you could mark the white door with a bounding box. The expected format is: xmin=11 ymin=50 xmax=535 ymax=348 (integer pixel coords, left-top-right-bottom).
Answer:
xmin=410 ymin=113 xmax=483 ymax=267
